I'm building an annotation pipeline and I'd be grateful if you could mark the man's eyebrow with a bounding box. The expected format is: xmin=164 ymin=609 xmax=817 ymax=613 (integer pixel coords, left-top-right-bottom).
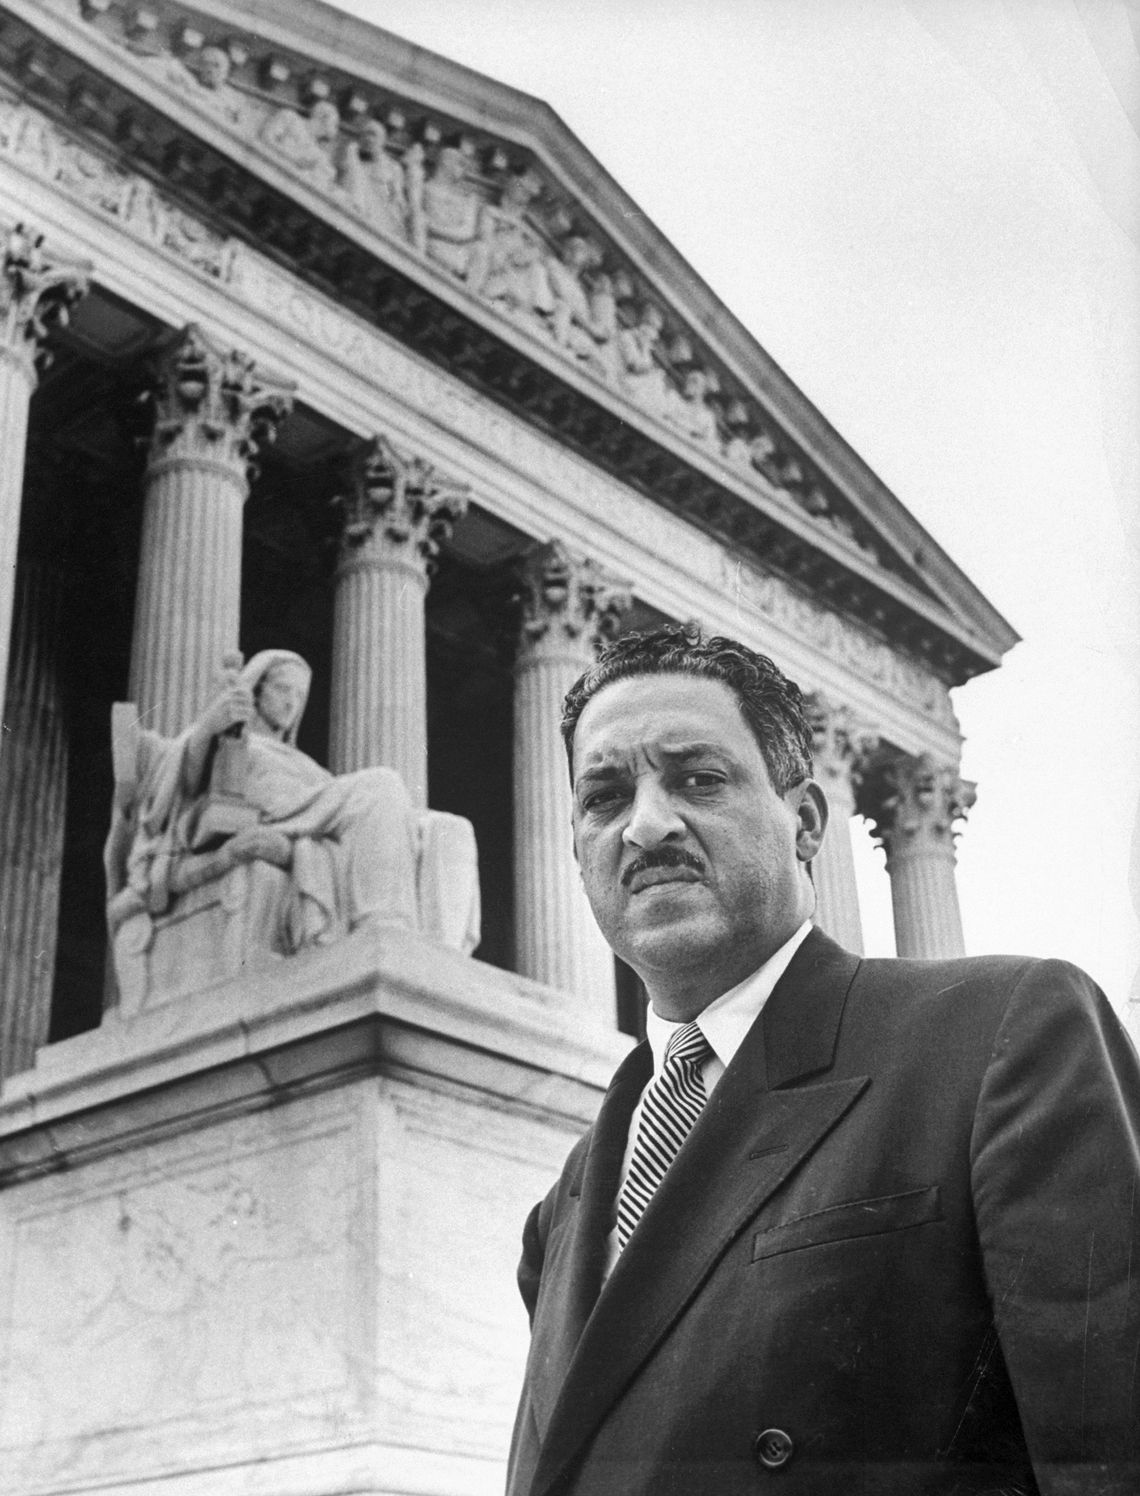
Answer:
xmin=574 ymin=763 xmax=624 ymax=786
xmin=659 ymin=742 xmax=728 ymax=760
xmin=575 ymin=743 xmax=730 ymax=783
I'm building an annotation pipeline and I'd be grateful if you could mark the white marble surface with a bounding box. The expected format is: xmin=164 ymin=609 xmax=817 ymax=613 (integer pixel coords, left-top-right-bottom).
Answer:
xmin=0 ymin=935 xmax=613 ymax=1495
xmin=0 ymin=926 xmax=627 ymax=1148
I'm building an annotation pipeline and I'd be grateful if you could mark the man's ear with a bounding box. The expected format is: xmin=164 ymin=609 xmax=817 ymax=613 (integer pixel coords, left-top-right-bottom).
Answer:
xmin=794 ymin=780 xmax=828 ymax=862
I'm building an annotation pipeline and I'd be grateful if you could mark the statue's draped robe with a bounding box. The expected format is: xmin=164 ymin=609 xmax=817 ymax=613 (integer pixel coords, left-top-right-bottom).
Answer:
xmin=126 ymin=727 xmax=419 ymax=952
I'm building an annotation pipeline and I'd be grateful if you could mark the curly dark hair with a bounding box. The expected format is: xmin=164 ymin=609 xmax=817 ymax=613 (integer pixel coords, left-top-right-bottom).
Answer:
xmin=561 ymin=623 xmax=814 ymax=792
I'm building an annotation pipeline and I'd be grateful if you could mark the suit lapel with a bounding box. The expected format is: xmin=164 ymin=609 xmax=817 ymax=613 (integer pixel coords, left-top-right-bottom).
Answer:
xmin=531 ymin=929 xmax=865 ymax=1496
xmin=525 ymin=1039 xmax=652 ymax=1437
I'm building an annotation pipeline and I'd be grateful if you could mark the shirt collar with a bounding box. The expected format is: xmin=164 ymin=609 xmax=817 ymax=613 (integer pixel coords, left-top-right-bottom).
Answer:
xmin=644 ymin=920 xmax=813 ymax=1073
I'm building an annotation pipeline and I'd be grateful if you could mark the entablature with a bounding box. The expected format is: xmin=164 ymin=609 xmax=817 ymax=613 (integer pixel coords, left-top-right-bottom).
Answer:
xmin=0 ymin=0 xmax=1018 ymax=687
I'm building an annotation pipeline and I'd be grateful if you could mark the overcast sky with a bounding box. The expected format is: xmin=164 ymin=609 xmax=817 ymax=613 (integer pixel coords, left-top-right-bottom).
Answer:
xmin=324 ymin=0 xmax=1140 ymax=1028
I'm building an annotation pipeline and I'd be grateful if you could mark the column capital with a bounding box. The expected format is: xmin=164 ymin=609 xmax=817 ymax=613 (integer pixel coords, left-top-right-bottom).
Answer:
xmin=147 ymin=324 xmax=294 ymax=479
xmin=805 ymin=692 xmax=878 ymax=786
xmin=860 ymin=752 xmax=976 ymax=858
xmin=516 ymin=539 xmax=631 ymax=658
xmin=333 ymin=434 xmax=470 ymax=576
xmin=0 ymin=222 xmax=90 ymax=381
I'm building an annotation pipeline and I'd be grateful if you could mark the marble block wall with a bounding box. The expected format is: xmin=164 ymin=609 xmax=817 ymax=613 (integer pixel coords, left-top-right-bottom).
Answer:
xmin=0 ymin=930 xmax=625 ymax=1496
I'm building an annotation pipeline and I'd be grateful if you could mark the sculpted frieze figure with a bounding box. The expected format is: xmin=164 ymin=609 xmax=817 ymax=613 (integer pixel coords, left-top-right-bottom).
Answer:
xmin=663 ymin=367 xmax=720 ymax=445
xmin=408 ymin=143 xmax=482 ymax=275
xmin=617 ymin=302 xmax=670 ymax=415
xmin=545 ymin=237 xmax=620 ymax=379
xmin=745 ymin=430 xmax=788 ymax=487
xmin=64 ymin=17 xmax=872 ymax=510
xmin=106 ymin=650 xmax=419 ymax=967
xmin=260 ymin=99 xmax=341 ymax=188
xmin=337 ymin=119 xmax=409 ymax=239
xmin=140 ymin=43 xmax=249 ymax=129
xmin=466 ymin=169 xmax=551 ymax=317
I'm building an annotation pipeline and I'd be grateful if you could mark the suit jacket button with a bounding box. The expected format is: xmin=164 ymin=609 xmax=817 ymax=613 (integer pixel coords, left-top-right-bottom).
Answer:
xmin=754 ymin=1427 xmax=795 ymax=1470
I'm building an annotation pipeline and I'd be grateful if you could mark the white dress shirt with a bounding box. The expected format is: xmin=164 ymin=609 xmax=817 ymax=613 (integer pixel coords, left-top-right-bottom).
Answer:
xmin=603 ymin=920 xmax=813 ymax=1276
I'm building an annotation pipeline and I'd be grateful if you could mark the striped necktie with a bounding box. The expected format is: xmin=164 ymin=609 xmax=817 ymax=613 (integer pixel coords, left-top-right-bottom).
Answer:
xmin=616 ymin=1021 xmax=712 ymax=1249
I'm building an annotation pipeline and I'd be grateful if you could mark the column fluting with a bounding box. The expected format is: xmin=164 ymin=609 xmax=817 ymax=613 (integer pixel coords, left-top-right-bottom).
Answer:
xmin=861 ymin=753 xmax=976 ymax=958
xmin=513 ymin=540 xmax=630 ymax=1021
xmin=128 ymin=325 xmax=293 ymax=734
xmin=0 ymin=224 xmax=88 ymax=730
xmin=330 ymin=435 xmax=468 ymax=805
xmin=0 ymin=561 xmax=68 ymax=1078
xmin=807 ymin=694 xmax=877 ymax=954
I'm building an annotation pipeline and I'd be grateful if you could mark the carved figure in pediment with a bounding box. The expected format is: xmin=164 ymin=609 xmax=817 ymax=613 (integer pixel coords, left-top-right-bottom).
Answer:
xmin=779 ymin=453 xmax=805 ymax=491
xmin=545 ymin=236 xmax=619 ymax=379
xmin=618 ymin=303 xmax=670 ymax=416
xmin=800 ymin=483 xmax=831 ymax=518
xmin=724 ymin=431 xmax=751 ymax=469
xmin=260 ymin=99 xmax=340 ymax=188
xmin=134 ymin=43 xmax=247 ymax=129
xmin=746 ymin=429 xmax=787 ymax=486
xmin=466 ymin=169 xmax=552 ymax=317
xmin=584 ymin=273 xmax=622 ymax=381
xmin=664 ymin=367 xmax=719 ymax=445
xmin=338 ymin=119 xmax=408 ymax=239
xmin=408 ymin=144 xmax=482 ymax=275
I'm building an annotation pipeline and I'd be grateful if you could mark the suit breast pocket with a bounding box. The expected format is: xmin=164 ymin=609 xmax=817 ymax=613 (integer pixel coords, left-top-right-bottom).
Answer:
xmin=751 ymin=1184 xmax=943 ymax=1262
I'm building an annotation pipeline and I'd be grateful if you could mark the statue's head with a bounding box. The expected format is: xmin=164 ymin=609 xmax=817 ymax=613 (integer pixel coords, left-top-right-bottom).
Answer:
xmin=309 ymin=100 xmax=341 ymax=145
xmin=436 ymin=146 xmax=469 ymax=182
xmin=241 ymin=650 xmax=312 ymax=743
xmin=197 ymin=46 xmax=231 ymax=91
xmin=359 ymin=119 xmax=388 ymax=159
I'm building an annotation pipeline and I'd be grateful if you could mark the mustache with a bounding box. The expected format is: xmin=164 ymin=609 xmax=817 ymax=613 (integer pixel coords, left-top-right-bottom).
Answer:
xmin=621 ymin=847 xmax=706 ymax=887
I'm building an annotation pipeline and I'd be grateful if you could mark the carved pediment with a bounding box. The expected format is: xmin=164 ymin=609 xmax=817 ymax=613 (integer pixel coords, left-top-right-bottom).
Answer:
xmin=0 ymin=0 xmax=1018 ymax=684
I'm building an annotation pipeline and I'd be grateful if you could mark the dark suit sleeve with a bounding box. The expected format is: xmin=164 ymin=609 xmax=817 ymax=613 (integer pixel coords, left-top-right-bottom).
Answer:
xmin=970 ymin=960 xmax=1140 ymax=1491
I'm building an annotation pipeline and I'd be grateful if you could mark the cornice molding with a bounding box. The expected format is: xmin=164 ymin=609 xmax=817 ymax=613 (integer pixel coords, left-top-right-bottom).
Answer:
xmin=0 ymin=0 xmax=1017 ymax=685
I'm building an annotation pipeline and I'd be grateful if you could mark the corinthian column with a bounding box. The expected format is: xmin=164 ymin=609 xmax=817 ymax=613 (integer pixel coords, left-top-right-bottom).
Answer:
xmin=0 ymin=224 xmax=87 ymax=729
xmin=330 ymin=435 xmax=469 ymax=805
xmin=807 ymin=694 xmax=877 ymax=954
xmin=128 ymin=325 xmax=293 ymax=734
xmin=0 ymin=561 xmax=68 ymax=1079
xmin=513 ymin=540 xmax=630 ymax=1020
xmin=862 ymin=753 xmax=976 ymax=958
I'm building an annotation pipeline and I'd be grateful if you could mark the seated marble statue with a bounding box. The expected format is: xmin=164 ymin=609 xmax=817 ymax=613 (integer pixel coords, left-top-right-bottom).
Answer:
xmin=107 ymin=650 xmax=422 ymax=976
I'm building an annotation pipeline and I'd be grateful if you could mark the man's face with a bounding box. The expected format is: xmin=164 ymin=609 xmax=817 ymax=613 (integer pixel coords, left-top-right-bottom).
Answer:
xmin=571 ymin=673 xmax=823 ymax=1015
xmin=256 ymin=664 xmax=307 ymax=736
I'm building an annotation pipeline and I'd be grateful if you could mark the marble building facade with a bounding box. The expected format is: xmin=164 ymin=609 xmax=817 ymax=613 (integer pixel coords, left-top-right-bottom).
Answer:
xmin=0 ymin=2 xmax=1017 ymax=1493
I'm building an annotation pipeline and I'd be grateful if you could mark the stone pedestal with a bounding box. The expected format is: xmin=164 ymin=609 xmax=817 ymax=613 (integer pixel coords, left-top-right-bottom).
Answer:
xmin=807 ymin=694 xmax=876 ymax=954
xmin=862 ymin=753 xmax=975 ymax=958
xmin=330 ymin=436 xmax=468 ymax=805
xmin=0 ymin=561 xmax=68 ymax=1080
xmin=128 ymin=326 xmax=292 ymax=735
xmin=513 ymin=541 xmax=629 ymax=1022
xmin=0 ymin=225 xmax=87 ymax=731
xmin=0 ymin=929 xmax=628 ymax=1496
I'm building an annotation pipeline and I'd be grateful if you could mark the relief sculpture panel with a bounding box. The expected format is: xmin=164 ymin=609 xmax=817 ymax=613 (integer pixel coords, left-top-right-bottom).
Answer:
xmin=67 ymin=0 xmax=892 ymax=569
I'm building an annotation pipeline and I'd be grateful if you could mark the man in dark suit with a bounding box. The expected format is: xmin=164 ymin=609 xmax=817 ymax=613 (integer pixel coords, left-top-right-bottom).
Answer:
xmin=507 ymin=625 xmax=1140 ymax=1496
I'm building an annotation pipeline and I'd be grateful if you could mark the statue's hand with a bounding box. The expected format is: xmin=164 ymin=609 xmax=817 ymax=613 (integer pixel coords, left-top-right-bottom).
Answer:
xmin=227 ymin=825 xmax=292 ymax=869
xmin=202 ymin=681 xmax=254 ymax=738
